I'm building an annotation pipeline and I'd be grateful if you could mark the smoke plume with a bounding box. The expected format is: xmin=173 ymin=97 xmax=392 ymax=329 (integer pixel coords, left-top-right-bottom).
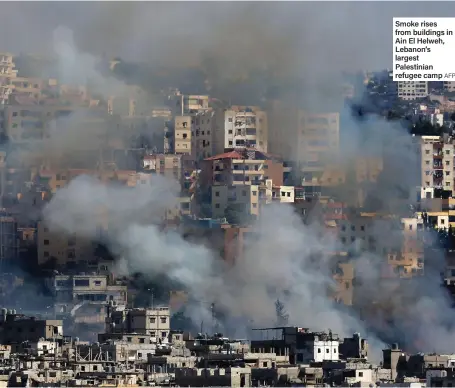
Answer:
xmin=3 ymin=1 xmax=455 ymax=360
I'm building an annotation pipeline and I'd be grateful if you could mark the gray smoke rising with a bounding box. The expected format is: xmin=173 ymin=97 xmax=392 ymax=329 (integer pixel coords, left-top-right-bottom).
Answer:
xmin=4 ymin=1 xmax=455 ymax=359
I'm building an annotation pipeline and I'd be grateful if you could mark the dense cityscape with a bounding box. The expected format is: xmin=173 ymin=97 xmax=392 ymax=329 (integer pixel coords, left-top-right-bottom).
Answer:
xmin=0 ymin=2 xmax=455 ymax=387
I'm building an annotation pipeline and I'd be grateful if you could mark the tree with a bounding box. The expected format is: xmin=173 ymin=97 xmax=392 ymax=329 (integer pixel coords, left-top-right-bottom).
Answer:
xmin=275 ymin=299 xmax=289 ymax=326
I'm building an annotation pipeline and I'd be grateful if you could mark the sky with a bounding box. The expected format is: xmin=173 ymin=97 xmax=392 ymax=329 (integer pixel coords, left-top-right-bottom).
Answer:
xmin=1 ymin=2 xmax=455 ymax=73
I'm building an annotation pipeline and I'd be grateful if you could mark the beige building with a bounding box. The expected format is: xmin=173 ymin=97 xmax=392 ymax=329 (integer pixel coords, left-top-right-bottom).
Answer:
xmin=37 ymin=221 xmax=97 ymax=266
xmin=444 ymin=81 xmax=455 ymax=93
xmin=169 ymin=93 xmax=210 ymax=116
xmin=420 ymin=135 xmax=454 ymax=194
xmin=0 ymin=53 xmax=17 ymax=103
xmin=49 ymin=274 xmax=127 ymax=323
xmin=211 ymin=184 xmax=259 ymax=219
xmin=174 ymin=115 xmax=192 ymax=155
xmin=397 ymin=81 xmax=428 ymax=100
xmin=105 ymin=306 xmax=171 ymax=341
xmin=143 ymin=154 xmax=182 ymax=182
xmin=213 ymin=106 xmax=268 ymax=154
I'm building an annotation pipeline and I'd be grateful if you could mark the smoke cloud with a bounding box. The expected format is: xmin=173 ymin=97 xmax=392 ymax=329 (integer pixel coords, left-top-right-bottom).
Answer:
xmin=4 ymin=1 xmax=455 ymax=360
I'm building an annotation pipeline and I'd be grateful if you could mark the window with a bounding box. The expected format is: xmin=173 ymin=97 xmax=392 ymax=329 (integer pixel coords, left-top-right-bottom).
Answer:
xmin=74 ymin=279 xmax=90 ymax=287
xmin=93 ymin=366 xmax=98 ymax=371
xmin=446 ymin=171 xmax=451 ymax=176
xmin=150 ymin=317 xmax=156 ymax=323
xmin=12 ymin=112 xmax=18 ymax=117
xmin=43 ymin=239 xmax=49 ymax=245
xmin=160 ymin=317 xmax=167 ymax=324
xmin=252 ymin=191 xmax=257 ymax=196
xmin=228 ymin=118 xmax=233 ymax=122
xmin=360 ymin=226 xmax=365 ymax=231
xmin=127 ymin=337 xmax=132 ymax=342
xmin=138 ymin=352 xmax=142 ymax=358
xmin=94 ymin=281 xmax=102 ymax=286
xmin=326 ymin=348 xmax=329 ymax=353
xmin=215 ymin=191 xmax=220 ymax=197
xmin=253 ymin=203 xmax=257 ymax=208
xmin=317 ymin=348 xmax=321 ymax=353
xmin=358 ymin=371 xmax=363 ymax=377
xmin=139 ymin=338 xmax=145 ymax=344
xmin=215 ymin=204 xmax=220 ymax=209
xmin=162 ymin=331 xmax=167 ymax=337
xmin=351 ymin=225 xmax=355 ymax=231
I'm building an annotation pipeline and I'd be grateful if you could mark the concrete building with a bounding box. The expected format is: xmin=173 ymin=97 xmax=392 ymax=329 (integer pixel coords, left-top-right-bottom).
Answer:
xmin=444 ymin=81 xmax=455 ymax=93
xmin=201 ymin=149 xmax=283 ymax=188
xmin=175 ymin=367 xmax=252 ymax=387
xmin=143 ymin=154 xmax=182 ymax=182
xmin=211 ymin=184 xmax=259 ymax=219
xmin=0 ymin=53 xmax=17 ymax=103
xmin=0 ymin=310 xmax=63 ymax=344
xmin=104 ymin=305 xmax=171 ymax=342
xmin=174 ymin=115 xmax=192 ymax=155
xmin=191 ymin=110 xmax=215 ymax=161
xmin=398 ymin=81 xmax=428 ymax=100
xmin=37 ymin=221 xmax=97 ymax=266
xmin=213 ymin=106 xmax=268 ymax=154
xmin=48 ymin=274 xmax=127 ymax=323
xmin=251 ymin=327 xmax=339 ymax=365
xmin=169 ymin=93 xmax=210 ymax=116
xmin=420 ymin=136 xmax=454 ymax=194
xmin=2 ymin=103 xmax=106 ymax=143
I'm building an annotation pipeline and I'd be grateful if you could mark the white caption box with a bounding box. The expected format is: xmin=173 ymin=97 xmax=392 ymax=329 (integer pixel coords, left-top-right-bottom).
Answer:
xmin=393 ymin=18 xmax=455 ymax=81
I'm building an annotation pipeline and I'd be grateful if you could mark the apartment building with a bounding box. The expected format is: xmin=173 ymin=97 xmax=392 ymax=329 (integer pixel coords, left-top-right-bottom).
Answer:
xmin=389 ymin=217 xmax=424 ymax=277
xmin=201 ymin=149 xmax=283 ymax=188
xmin=143 ymin=154 xmax=182 ymax=182
xmin=181 ymin=217 xmax=253 ymax=265
xmin=37 ymin=221 xmax=97 ymax=266
xmin=213 ymin=106 xmax=268 ymax=154
xmin=0 ymin=310 xmax=62 ymax=344
xmin=420 ymin=136 xmax=454 ymax=194
xmin=0 ymin=53 xmax=17 ymax=103
xmin=211 ymin=184 xmax=259 ymax=219
xmin=169 ymin=93 xmax=210 ymax=116
xmin=3 ymin=103 xmax=106 ymax=143
xmin=104 ymin=306 xmax=171 ymax=341
xmin=174 ymin=115 xmax=192 ymax=155
xmin=397 ymin=81 xmax=428 ymax=100
xmin=298 ymin=111 xmax=340 ymax=169
xmin=48 ymin=274 xmax=127 ymax=323
xmin=191 ymin=110 xmax=214 ymax=161
xmin=444 ymin=81 xmax=455 ymax=93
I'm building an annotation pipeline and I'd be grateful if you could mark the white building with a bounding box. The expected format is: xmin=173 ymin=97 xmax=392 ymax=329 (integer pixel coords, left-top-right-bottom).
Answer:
xmin=29 ymin=340 xmax=58 ymax=357
xmin=397 ymin=81 xmax=428 ymax=100
xmin=272 ymin=186 xmax=295 ymax=203
xmin=295 ymin=331 xmax=340 ymax=364
xmin=213 ymin=106 xmax=267 ymax=154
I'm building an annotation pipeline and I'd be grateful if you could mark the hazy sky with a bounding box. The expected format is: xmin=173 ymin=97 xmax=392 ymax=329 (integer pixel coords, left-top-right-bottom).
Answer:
xmin=1 ymin=2 xmax=453 ymax=72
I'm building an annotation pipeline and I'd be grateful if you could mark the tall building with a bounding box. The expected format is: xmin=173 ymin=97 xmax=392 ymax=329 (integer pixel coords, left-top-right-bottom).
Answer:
xmin=173 ymin=110 xmax=214 ymax=161
xmin=420 ymin=135 xmax=454 ymax=195
xmin=0 ymin=53 xmax=17 ymax=103
xmin=213 ymin=106 xmax=268 ymax=154
xmin=169 ymin=92 xmax=210 ymax=116
xmin=397 ymin=81 xmax=428 ymax=100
